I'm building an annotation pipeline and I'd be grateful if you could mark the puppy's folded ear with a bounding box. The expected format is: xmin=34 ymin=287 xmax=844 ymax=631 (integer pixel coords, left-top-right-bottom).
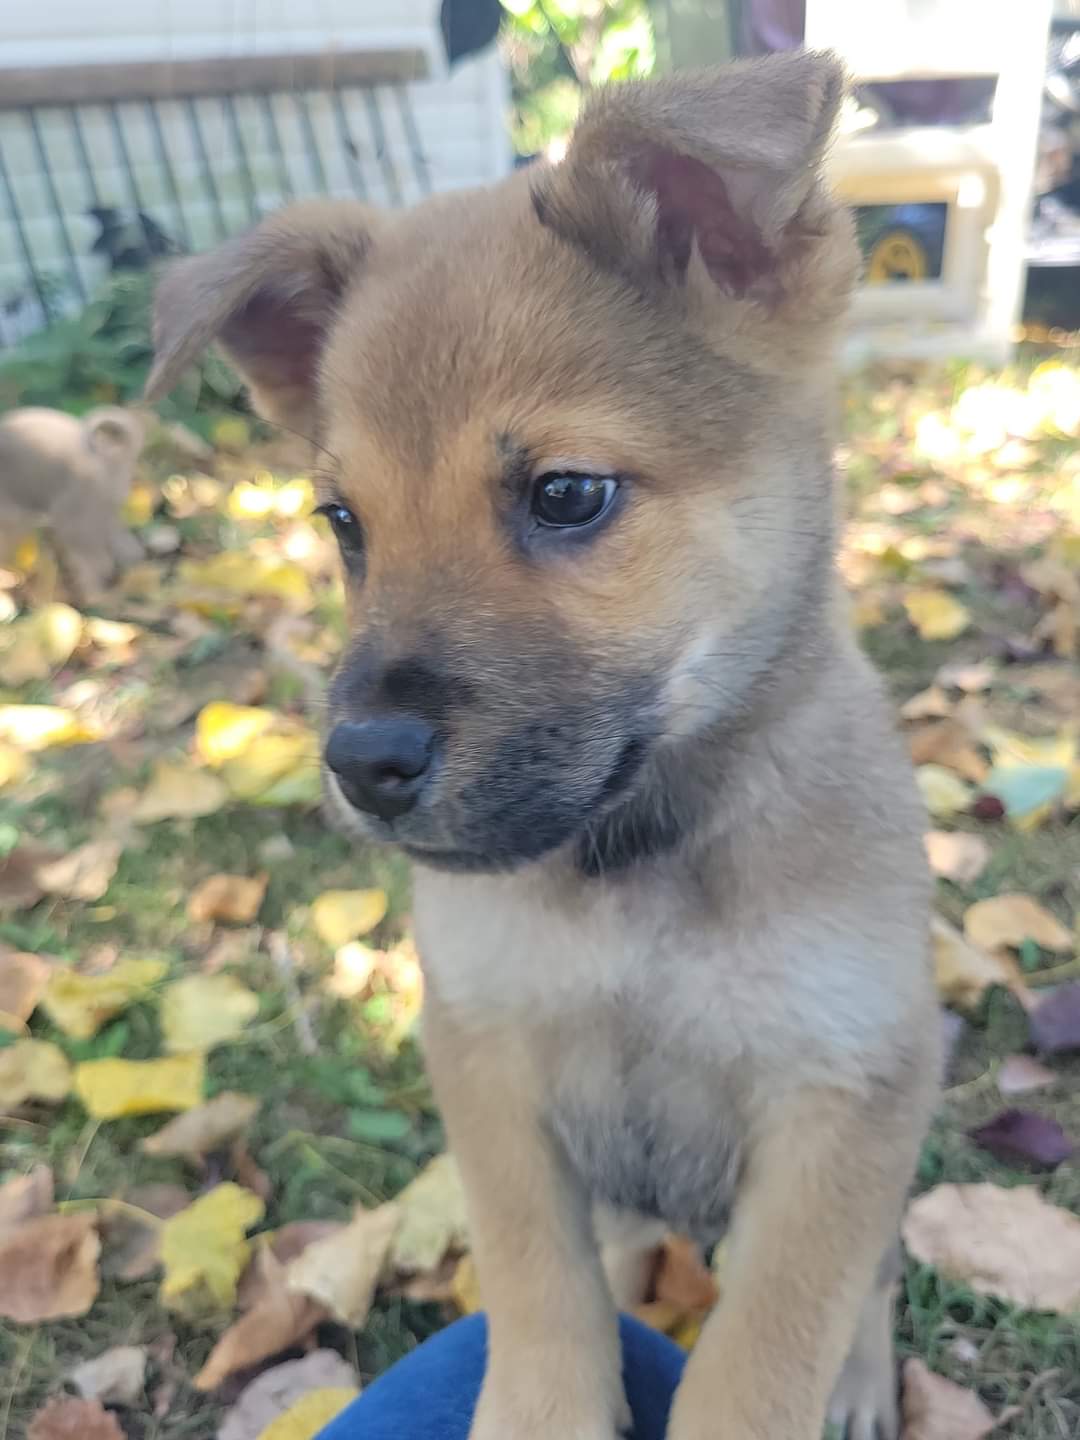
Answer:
xmin=145 ymin=201 xmax=379 ymax=434
xmin=533 ymin=50 xmax=855 ymax=319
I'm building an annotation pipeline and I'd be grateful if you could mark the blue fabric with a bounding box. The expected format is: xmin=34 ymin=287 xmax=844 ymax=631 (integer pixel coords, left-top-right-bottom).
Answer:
xmin=318 ymin=1313 xmax=686 ymax=1439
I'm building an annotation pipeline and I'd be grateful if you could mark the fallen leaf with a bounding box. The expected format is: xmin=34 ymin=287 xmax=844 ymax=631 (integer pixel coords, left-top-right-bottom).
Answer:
xmin=963 ymin=894 xmax=1073 ymax=954
xmin=310 ymin=890 xmax=388 ymax=950
xmin=70 ymin=1344 xmax=147 ymax=1405
xmin=390 ymin=1153 xmax=469 ymax=1275
xmin=286 ymin=1201 xmax=399 ymax=1326
xmin=997 ymin=1054 xmax=1056 ymax=1096
xmin=237 ymin=1222 xmax=344 ymax=1311
xmin=0 ymin=1038 xmax=73 ymax=1108
xmin=935 ymin=660 xmax=995 ymax=693
xmin=74 ymin=1053 xmax=204 ymax=1118
xmin=195 ymin=1292 xmax=327 ymax=1391
xmin=26 ymin=1397 xmax=124 ymax=1440
xmin=35 ymin=838 xmax=123 ymax=902
xmin=900 ymin=1358 xmax=995 ymax=1440
xmin=451 ymin=1253 xmax=481 ymax=1315
xmin=257 ymin=1388 xmax=358 ymax=1440
xmin=160 ymin=973 xmax=259 ymax=1052
xmin=142 ymin=1091 xmax=260 ymax=1159
xmin=0 ymin=740 xmax=32 ymax=788
xmin=916 ymin=766 xmax=973 ymax=819
xmin=219 ymin=1351 xmax=359 ymax=1440
xmin=930 ymin=916 xmax=1024 ymax=1011
xmin=231 ymin=1138 xmax=273 ymax=1201
xmin=968 ymin=1109 xmax=1071 ymax=1169
xmin=0 ymin=842 xmax=61 ymax=910
xmin=160 ymin=1182 xmax=265 ymax=1318
xmin=187 ymin=872 xmax=268 ymax=925
xmin=0 ymin=603 xmax=83 ymax=685
xmin=901 ymin=686 xmax=954 ymax=721
xmin=902 ymin=1182 xmax=1080 ymax=1311
xmin=179 ymin=551 xmax=312 ymax=609
xmin=924 ymin=832 xmax=990 ymax=886
xmin=0 ymin=949 xmax=50 ymax=1021
xmin=132 ymin=759 xmax=229 ymax=823
xmin=981 ymin=765 xmax=1068 ymax=828
xmin=327 ymin=942 xmax=378 ymax=998
xmin=904 ymin=589 xmax=971 ymax=641
xmin=651 ymin=1235 xmax=718 ymax=1312
xmin=0 ymin=1163 xmax=53 ymax=1229
xmin=1029 ymin=983 xmax=1080 ymax=1056
xmin=0 ymin=704 xmax=97 ymax=750
xmin=41 ymin=958 xmax=166 ymax=1039
xmin=196 ymin=703 xmax=277 ymax=766
xmin=0 ymin=1211 xmax=100 ymax=1321
xmin=99 ymin=1184 xmax=190 ymax=1280
xmin=221 ymin=730 xmax=321 ymax=807
xmin=909 ymin=722 xmax=987 ymax=783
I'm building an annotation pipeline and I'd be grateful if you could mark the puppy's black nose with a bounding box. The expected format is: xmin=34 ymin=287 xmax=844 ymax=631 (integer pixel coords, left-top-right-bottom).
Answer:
xmin=325 ymin=718 xmax=436 ymax=821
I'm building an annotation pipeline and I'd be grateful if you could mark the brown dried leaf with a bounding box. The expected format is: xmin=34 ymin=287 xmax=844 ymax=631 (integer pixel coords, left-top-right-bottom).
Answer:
xmin=0 ymin=842 xmax=61 ymax=911
xmin=924 ymin=832 xmax=990 ymax=886
xmin=194 ymin=1290 xmax=327 ymax=1391
xmin=218 ymin=1350 xmax=359 ymax=1440
xmin=901 ymin=686 xmax=954 ymax=722
xmin=909 ymin=721 xmax=988 ymax=783
xmin=140 ymin=1091 xmax=259 ymax=1159
xmin=286 ymin=1201 xmax=400 ymax=1326
xmin=902 ymin=1182 xmax=1080 ymax=1311
xmin=0 ymin=1163 xmax=53 ymax=1230
xmin=900 ymin=1358 xmax=995 ymax=1440
xmin=0 ymin=1211 xmax=100 ymax=1322
xmin=964 ymin=894 xmax=1073 ymax=954
xmin=27 ymin=1397 xmax=124 ymax=1440
xmin=237 ymin=1222 xmax=344 ymax=1311
xmin=35 ymin=838 xmax=123 ymax=902
xmin=99 ymin=1184 xmax=189 ymax=1281
xmin=931 ymin=916 xmax=1025 ymax=1012
xmin=70 ymin=1344 xmax=147 ymax=1405
xmin=0 ymin=948 xmax=50 ymax=1022
xmin=187 ymin=872 xmax=268 ymax=925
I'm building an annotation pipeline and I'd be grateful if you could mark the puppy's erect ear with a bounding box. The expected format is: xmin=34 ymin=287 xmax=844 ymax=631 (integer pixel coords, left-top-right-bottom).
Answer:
xmin=533 ymin=50 xmax=852 ymax=311
xmin=146 ymin=201 xmax=379 ymax=435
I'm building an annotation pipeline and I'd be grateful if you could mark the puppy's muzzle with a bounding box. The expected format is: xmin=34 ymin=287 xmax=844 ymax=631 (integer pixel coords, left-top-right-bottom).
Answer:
xmin=325 ymin=716 xmax=436 ymax=822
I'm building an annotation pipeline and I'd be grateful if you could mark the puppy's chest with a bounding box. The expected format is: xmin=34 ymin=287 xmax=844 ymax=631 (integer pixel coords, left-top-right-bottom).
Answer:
xmin=546 ymin=1013 xmax=745 ymax=1238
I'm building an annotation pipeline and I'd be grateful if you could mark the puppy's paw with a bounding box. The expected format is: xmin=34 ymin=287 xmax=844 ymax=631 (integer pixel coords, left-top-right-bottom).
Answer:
xmin=826 ymin=1352 xmax=899 ymax=1440
xmin=470 ymin=1370 xmax=626 ymax=1440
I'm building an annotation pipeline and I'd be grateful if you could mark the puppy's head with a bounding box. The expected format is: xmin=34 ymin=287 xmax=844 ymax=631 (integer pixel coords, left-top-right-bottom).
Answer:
xmin=148 ymin=52 xmax=858 ymax=874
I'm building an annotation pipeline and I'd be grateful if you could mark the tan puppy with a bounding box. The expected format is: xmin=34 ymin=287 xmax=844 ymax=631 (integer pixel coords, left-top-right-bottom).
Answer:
xmin=148 ymin=51 xmax=938 ymax=1440
xmin=0 ymin=405 xmax=145 ymax=603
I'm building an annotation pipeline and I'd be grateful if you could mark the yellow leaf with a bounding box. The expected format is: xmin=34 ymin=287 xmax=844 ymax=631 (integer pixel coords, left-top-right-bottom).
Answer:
xmin=0 ymin=705 xmax=97 ymax=751
xmin=132 ymin=759 xmax=229 ymax=823
xmin=257 ymin=1389 xmax=358 ymax=1440
xmin=74 ymin=1053 xmax=204 ymax=1118
xmin=310 ymin=890 xmax=389 ymax=950
xmin=390 ymin=1153 xmax=470 ymax=1275
xmin=0 ymin=603 xmax=83 ymax=685
xmin=981 ymin=726 xmax=1076 ymax=770
xmin=916 ymin=765 xmax=973 ymax=819
xmin=0 ymin=950 xmax=50 ymax=1022
xmin=211 ymin=416 xmax=252 ymax=454
xmin=963 ymin=894 xmax=1073 ymax=954
xmin=931 ymin=916 xmax=1025 ymax=1012
xmin=0 ymin=1038 xmax=72 ymax=1107
xmin=451 ymin=1254 xmax=481 ymax=1315
xmin=187 ymin=872 xmax=268 ymax=925
xmin=0 ymin=742 xmax=31 ymax=789
xmin=160 ymin=974 xmax=259 ymax=1053
xmin=196 ymin=703 xmax=277 ymax=766
xmin=286 ymin=1202 xmax=400 ymax=1326
xmin=178 ymin=552 xmax=312 ymax=610
xmin=41 ymin=959 xmax=167 ymax=1040
xmin=903 ymin=589 xmax=971 ymax=642
xmin=160 ymin=1182 xmax=265 ymax=1317
xmin=221 ymin=730 xmax=319 ymax=802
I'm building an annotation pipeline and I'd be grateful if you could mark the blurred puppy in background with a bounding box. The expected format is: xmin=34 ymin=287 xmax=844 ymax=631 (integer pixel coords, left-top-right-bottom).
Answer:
xmin=148 ymin=50 xmax=938 ymax=1440
xmin=0 ymin=405 xmax=145 ymax=604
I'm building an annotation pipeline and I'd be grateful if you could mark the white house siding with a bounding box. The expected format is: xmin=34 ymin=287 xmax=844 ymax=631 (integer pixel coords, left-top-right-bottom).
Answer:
xmin=0 ymin=0 xmax=510 ymax=337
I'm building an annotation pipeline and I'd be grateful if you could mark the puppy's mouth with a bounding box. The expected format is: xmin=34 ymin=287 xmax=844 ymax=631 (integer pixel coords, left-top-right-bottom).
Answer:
xmin=330 ymin=731 xmax=655 ymax=875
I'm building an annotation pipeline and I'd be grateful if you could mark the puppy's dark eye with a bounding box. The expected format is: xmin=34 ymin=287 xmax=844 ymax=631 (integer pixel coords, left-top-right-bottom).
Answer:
xmin=531 ymin=472 xmax=618 ymax=529
xmin=316 ymin=501 xmax=362 ymax=552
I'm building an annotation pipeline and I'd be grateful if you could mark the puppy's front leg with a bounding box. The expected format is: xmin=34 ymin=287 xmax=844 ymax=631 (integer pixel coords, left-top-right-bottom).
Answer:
xmin=668 ymin=1084 xmax=926 ymax=1440
xmin=424 ymin=997 xmax=624 ymax=1440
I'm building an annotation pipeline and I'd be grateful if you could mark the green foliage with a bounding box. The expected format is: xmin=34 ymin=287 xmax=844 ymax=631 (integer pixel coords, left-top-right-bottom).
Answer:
xmin=0 ymin=269 xmax=247 ymax=438
xmin=500 ymin=0 xmax=656 ymax=154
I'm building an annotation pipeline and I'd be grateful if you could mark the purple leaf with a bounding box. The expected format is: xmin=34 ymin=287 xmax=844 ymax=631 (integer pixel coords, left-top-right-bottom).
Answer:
xmin=969 ymin=1109 xmax=1072 ymax=1169
xmin=1030 ymin=983 xmax=1080 ymax=1057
